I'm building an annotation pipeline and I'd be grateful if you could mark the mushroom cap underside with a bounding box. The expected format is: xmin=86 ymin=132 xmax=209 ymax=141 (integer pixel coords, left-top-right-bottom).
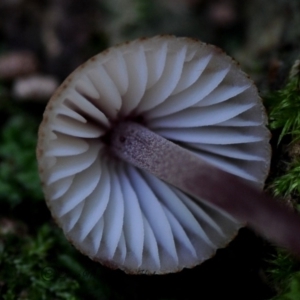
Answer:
xmin=37 ymin=35 xmax=271 ymax=274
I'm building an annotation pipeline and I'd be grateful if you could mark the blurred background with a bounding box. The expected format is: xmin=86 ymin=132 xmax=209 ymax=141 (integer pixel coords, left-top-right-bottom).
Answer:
xmin=0 ymin=0 xmax=300 ymax=299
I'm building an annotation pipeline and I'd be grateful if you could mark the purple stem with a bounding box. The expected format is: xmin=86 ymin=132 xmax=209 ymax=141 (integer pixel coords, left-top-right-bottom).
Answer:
xmin=110 ymin=121 xmax=300 ymax=256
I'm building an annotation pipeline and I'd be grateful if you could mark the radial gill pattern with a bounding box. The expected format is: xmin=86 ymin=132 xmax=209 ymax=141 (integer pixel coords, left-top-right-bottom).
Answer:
xmin=37 ymin=36 xmax=271 ymax=274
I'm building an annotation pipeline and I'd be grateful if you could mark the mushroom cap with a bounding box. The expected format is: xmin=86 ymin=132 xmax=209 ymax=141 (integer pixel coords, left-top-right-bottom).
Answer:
xmin=37 ymin=36 xmax=271 ymax=274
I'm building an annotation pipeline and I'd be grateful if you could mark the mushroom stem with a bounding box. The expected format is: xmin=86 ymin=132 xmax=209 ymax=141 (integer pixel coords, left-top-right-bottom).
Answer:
xmin=110 ymin=121 xmax=300 ymax=256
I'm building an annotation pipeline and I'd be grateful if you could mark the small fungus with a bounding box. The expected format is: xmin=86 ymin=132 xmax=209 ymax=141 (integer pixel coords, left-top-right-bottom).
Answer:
xmin=38 ymin=36 xmax=295 ymax=274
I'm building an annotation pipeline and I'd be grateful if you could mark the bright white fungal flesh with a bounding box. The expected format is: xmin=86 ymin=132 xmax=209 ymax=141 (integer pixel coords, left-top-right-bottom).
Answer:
xmin=37 ymin=36 xmax=271 ymax=274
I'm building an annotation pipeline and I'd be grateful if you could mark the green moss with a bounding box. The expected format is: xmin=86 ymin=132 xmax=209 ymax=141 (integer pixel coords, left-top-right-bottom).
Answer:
xmin=266 ymin=61 xmax=300 ymax=199
xmin=0 ymin=112 xmax=43 ymax=208
xmin=265 ymin=59 xmax=300 ymax=300
xmin=267 ymin=248 xmax=300 ymax=300
xmin=276 ymin=273 xmax=300 ymax=300
xmin=271 ymin=160 xmax=300 ymax=198
xmin=0 ymin=221 xmax=120 ymax=300
xmin=0 ymin=224 xmax=80 ymax=300
xmin=268 ymin=250 xmax=299 ymax=285
xmin=268 ymin=77 xmax=300 ymax=144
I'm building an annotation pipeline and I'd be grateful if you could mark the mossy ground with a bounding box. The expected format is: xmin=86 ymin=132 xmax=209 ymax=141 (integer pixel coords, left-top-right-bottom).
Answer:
xmin=262 ymin=67 xmax=300 ymax=300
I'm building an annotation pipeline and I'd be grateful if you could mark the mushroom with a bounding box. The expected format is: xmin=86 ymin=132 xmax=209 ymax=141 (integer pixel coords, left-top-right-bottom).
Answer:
xmin=37 ymin=36 xmax=272 ymax=274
